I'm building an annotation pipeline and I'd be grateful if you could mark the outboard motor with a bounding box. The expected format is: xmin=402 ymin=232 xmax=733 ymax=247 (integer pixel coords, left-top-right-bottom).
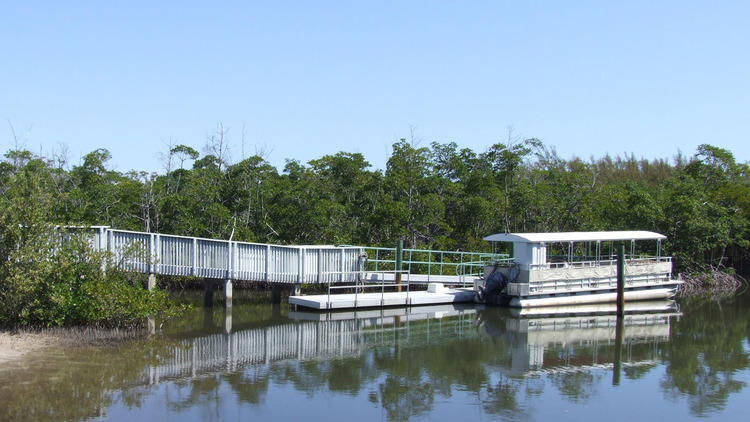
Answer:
xmin=476 ymin=261 xmax=509 ymax=305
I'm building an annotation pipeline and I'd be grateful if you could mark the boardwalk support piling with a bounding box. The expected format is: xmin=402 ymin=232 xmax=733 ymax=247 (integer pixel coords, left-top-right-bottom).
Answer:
xmin=224 ymin=306 xmax=232 ymax=334
xmin=271 ymin=284 xmax=283 ymax=304
xmin=613 ymin=313 xmax=624 ymax=385
xmin=148 ymin=274 xmax=156 ymax=291
xmin=617 ymin=244 xmax=625 ymax=317
xmin=204 ymin=280 xmax=214 ymax=307
xmin=224 ymin=279 xmax=233 ymax=308
xmin=613 ymin=243 xmax=625 ymax=385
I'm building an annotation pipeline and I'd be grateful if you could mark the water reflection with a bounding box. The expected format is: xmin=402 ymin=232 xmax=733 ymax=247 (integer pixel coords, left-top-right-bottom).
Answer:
xmin=1 ymin=294 xmax=749 ymax=421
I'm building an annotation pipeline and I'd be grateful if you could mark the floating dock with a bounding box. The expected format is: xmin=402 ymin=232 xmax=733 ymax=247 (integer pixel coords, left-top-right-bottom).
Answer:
xmin=289 ymin=283 xmax=475 ymax=310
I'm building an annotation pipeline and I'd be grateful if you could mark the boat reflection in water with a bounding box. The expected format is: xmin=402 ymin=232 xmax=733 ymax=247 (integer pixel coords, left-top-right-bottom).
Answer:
xmin=148 ymin=300 xmax=679 ymax=386
xmin=475 ymin=301 xmax=680 ymax=376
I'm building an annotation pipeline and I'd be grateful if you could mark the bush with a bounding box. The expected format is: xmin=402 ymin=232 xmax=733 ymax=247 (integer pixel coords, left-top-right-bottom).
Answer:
xmin=0 ymin=229 xmax=183 ymax=328
xmin=0 ymin=157 xmax=182 ymax=328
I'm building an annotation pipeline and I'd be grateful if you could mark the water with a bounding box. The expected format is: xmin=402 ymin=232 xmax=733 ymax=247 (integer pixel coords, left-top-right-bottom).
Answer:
xmin=2 ymin=292 xmax=749 ymax=421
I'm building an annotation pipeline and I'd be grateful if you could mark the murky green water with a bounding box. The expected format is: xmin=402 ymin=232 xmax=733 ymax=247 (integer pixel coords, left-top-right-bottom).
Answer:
xmin=2 ymin=291 xmax=749 ymax=421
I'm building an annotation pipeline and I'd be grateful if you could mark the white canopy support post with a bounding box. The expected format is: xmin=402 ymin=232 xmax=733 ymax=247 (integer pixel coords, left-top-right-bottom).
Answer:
xmin=596 ymin=241 xmax=601 ymax=265
xmin=568 ymin=241 xmax=573 ymax=262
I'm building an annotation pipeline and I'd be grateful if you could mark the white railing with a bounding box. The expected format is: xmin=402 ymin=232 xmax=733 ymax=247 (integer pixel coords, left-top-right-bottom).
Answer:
xmin=527 ymin=272 xmax=673 ymax=295
xmin=532 ymin=255 xmax=672 ymax=270
xmin=87 ymin=226 xmax=363 ymax=284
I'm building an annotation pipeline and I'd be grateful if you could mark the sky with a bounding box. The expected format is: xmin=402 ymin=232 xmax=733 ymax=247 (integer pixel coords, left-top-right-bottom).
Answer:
xmin=2 ymin=1 xmax=749 ymax=173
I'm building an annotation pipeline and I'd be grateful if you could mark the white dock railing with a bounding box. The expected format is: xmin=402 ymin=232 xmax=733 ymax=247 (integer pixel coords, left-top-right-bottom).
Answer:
xmin=87 ymin=226 xmax=363 ymax=284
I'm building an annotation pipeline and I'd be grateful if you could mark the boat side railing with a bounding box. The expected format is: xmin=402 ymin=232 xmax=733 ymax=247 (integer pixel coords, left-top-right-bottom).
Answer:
xmin=532 ymin=255 xmax=672 ymax=270
xmin=525 ymin=272 xmax=674 ymax=295
xmin=509 ymin=272 xmax=672 ymax=295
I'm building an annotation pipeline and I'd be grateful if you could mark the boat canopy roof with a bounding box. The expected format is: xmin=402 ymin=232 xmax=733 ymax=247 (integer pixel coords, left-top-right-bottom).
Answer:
xmin=483 ymin=231 xmax=666 ymax=243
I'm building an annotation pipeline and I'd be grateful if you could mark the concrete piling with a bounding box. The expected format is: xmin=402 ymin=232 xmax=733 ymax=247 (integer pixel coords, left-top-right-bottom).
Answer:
xmin=224 ymin=279 xmax=233 ymax=308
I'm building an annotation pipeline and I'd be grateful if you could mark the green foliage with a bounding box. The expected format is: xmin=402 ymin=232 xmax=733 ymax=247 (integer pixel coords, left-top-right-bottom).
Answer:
xmin=1 ymin=136 xmax=748 ymax=287
xmin=0 ymin=155 xmax=181 ymax=328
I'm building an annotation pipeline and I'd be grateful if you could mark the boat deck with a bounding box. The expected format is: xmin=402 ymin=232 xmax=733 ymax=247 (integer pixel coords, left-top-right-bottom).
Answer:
xmin=289 ymin=287 xmax=476 ymax=310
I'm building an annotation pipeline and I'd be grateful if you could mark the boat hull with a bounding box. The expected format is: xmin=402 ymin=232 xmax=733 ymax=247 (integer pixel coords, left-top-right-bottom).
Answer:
xmin=508 ymin=286 xmax=679 ymax=308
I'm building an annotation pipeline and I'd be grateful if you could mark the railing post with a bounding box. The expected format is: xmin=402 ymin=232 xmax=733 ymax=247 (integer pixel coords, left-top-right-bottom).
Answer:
xmin=427 ymin=250 xmax=431 ymax=282
xmin=192 ymin=238 xmax=198 ymax=277
xmin=395 ymin=239 xmax=403 ymax=292
xmin=233 ymin=241 xmax=239 ymax=279
xmin=155 ymin=234 xmax=161 ymax=274
xmin=340 ymin=248 xmax=345 ymax=282
xmin=459 ymin=252 xmax=464 ymax=286
xmin=97 ymin=227 xmax=106 ymax=251
xmin=98 ymin=227 xmax=107 ymax=274
xmin=227 ymin=240 xmax=232 ymax=280
xmin=317 ymin=249 xmax=322 ymax=283
xmin=149 ymin=233 xmax=155 ymax=274
xmin=265 ymin=244 xmax=271 ymax=282
xmin=298 ymin=247 xmax=303 ymax=284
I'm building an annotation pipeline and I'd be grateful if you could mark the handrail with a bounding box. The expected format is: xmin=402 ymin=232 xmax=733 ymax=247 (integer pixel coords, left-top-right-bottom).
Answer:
xmin=67 ymin=226 xmax=364 ymax=284
xmin=533 ymin=256 xmax=672 ymax=270
xmin=61 ymin=227 xmax=503 ymax=286
xmin=362 ymin=246 xmax=507 ymax=278
xmin=324 ymin=270 xmax=413 ymax=309
xmin=106 ymin=228 xmax=344 ymax=250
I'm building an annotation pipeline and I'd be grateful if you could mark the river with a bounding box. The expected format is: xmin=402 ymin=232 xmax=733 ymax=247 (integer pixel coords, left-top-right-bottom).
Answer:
xmin=2 ymin=290 xmax=749 ymax=421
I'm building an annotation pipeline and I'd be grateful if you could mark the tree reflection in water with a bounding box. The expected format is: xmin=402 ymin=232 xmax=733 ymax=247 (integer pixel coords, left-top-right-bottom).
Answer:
xmin=660 ymin=295 xmax=749 ymax=416
xmin=2 ymin=294 xmax=749 ymax=421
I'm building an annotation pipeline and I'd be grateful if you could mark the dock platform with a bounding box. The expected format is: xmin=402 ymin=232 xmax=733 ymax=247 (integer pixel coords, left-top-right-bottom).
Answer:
xmin=289 ymin=284 xmax=476 ymax=310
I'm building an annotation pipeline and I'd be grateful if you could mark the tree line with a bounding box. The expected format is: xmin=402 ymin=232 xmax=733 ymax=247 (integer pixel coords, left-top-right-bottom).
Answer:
xmin=2 ymin=136 xmax=748 ymax=275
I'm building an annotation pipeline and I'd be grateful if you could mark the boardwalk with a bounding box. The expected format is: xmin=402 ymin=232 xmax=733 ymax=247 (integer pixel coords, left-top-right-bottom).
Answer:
xmin=88 ymin=226 xmax=363 ymax=285
xmin=82 ymin=226 xmax=495 ymax=306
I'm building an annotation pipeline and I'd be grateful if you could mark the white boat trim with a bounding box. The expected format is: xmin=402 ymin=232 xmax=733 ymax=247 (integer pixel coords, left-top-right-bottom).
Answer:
xmin=508 ymin=287 xmax=677 ymax=308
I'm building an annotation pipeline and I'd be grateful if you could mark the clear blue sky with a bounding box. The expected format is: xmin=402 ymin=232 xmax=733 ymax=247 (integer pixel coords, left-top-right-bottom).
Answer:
xmin=2 ymin=1 xmax=749 ymax=173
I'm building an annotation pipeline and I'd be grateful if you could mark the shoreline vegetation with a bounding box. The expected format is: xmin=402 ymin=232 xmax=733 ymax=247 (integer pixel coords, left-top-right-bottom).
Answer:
xmin=0 ymin=326 xmax=148 ymax=364
xmin=1 ymin=138 xmax=748 ymax=330
xmin=678 ymin=269 xmax=747 ymax=298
